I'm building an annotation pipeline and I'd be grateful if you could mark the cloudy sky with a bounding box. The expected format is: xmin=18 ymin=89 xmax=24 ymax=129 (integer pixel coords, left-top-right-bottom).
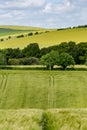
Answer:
xmin=0 ymin=0 xmax=87 ymax=28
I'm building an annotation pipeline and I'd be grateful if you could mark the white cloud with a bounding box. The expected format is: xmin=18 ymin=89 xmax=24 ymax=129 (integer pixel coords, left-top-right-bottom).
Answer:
xmin=0 ymin=0 xmax=46 ymax=9
xmin=0 ymin=0 xmax=87 ymax=28
xmin=0 ymin=13 xmax=12 ymax=19
xmin=43 ymin=0 xmax=74 ymax=14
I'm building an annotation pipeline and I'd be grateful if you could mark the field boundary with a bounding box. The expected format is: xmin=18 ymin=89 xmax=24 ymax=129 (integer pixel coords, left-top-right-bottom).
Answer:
xmin=0 ymin=65 xmax=87 ymax=71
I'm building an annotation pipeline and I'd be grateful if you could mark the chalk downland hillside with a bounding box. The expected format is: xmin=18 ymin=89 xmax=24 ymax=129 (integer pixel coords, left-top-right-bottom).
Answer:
xmin=0 ymin=25 xmax=47 ymax=37
xmin=0 ymin=26 xmax=87 ymax=49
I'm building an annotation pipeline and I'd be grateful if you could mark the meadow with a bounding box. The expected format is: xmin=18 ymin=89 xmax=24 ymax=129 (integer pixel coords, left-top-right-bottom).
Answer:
xmin=0 ymin=25 xmax=47 ymax=37
xmin=0 ymin=26 xmax=87 ymax=49
xmin=0 ymin=28 xmax=32 ymax=37
xmin=0 ymin=70 xmax=87 ymax=109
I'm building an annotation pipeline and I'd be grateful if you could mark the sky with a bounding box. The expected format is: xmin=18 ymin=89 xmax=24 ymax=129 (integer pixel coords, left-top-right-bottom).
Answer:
xmin=0 ymin=0 xmax=87 ymax=28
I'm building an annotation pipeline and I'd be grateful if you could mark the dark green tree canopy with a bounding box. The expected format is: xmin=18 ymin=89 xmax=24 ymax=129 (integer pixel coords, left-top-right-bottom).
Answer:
xmin=23 ymin=43 xmax=40 ymax=58
xmin=0 ymin=51 xmax=6 ymax=65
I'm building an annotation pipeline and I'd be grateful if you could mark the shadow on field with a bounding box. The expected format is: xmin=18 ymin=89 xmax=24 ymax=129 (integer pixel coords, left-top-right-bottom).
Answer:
xmin=0 ymin=65 xmax=87 ymax=71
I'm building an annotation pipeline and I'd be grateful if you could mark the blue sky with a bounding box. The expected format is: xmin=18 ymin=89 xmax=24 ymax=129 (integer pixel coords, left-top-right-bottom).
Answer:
xmin=0 ymin=0 xmax=87 ymax=28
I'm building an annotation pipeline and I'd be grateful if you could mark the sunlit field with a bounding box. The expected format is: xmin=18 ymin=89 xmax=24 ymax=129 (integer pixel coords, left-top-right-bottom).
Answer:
xmin=0 ymin=70 xmax=87 ymax=109
xmin=0 ymin=26 xmax=87 ymax=49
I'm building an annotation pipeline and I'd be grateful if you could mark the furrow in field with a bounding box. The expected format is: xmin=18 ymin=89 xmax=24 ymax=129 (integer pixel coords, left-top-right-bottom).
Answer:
xmin=21 ymin=75 xmax=27 ymax=108
xmin=0 ymin=74 xmax=8 ymax=106
xmin=0 ymin=74 xmax=4 ymax=89
xmin=1 ymin=74 xmax=22 ymax=109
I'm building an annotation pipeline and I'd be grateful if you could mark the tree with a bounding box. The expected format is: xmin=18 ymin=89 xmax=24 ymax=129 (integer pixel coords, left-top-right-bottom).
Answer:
xmin=58 ymin=53 xmax=75 ymax=69
xmin=40 ymin=51 xmax=59 ymax=70
xmin=76 ymin=42 xmax=87 ymax=64
xmin=22 ymin=43 xmax=40 ymax=58
xmin=28 ymin=32 xmax=33 ymax=36
xmin=0 ymin=51 xmax=6 ymax=65
xmin=4 ymin=48 xmax=24 ymax=64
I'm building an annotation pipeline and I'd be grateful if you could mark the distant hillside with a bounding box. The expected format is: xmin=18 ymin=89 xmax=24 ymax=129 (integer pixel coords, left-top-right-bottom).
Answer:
xmin=0 ymin=25 xmax=46 ymax=30
xmin=0 ymin=26 xmax=87 ymax=49
xmin=0 ymin=25 xmax=47 ymax=37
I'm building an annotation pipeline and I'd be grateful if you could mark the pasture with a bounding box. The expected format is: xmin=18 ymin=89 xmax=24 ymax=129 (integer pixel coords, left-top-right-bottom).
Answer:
xmin=0 ymin=25 xmax=47 ymax=37
xmin=0 ymin=70 xmax=87 ymax=109
xmin=0 ymin=28 xmax=31 ymax=37
xmin=0 ymin=27 xmax=87 ymax=49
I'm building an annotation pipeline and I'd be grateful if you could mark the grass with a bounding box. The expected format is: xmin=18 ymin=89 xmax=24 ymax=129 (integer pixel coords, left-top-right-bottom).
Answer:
xmin=0 ymin=27 xmax=87 ymax=49
xmin=0 ymin=109 xmax=87 ymax=130
xmin=0 ymin=28 xmax=33 ymax=37
xmin=0 ymin=70 xmax=87 ymax=109
xmin=0 ymin=109 xmax=42 ymax=130
xmin=0 ymin=69 xmax=87 ymax=129
xmin=0 ymin=25 xmax=48 ymax=37
xmin=0 ymin=25 xmax=46 ymax=30
xmin=41 ymin=109 xmax=87 ymax=130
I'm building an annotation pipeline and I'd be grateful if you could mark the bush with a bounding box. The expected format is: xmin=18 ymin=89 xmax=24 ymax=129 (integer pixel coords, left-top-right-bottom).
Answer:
xmin=35 ymin=32 xmax=39 ymax=35
xmin=8 ymin=57 xmax=39 ymax=65
xmin=16 ymin=34 xmax=24 ymax=38
xmin=8 ymin=58 xmax=20 ymax=65
xmin=20 ymin=57 xmax=39 ymax=65
xmin=0 ymin=38 xmax=4 ymax=42
xmin=28 ymin=32 xmax=33 ymax=36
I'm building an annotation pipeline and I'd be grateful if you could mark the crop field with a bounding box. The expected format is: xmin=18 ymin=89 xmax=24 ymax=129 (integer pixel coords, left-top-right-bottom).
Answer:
xmin=0 ymin=28 xmax=33 ymax=37
xmin=0 ymin=26 xmax=45 ymax=39
xmin=0 ymin=27 xmax=87 ymax=49
xmin=0 ymin=26 xmax=47 ymax=37
xmin=0 ymin=70 xmax=87 ymax=109
xmin=0 ymin=109 xmax=87 ymax=130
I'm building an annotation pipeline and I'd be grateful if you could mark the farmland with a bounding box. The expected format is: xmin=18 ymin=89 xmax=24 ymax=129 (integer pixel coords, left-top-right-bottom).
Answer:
xmin=0 ymin=25 xmax=87 ymax=130
xmin=0 ymin=109 xmax=87 ymax=130
xmin=0 ymin=70 xmax=87 ymax=109
xmin=0 ymin=26 xmax=87 ymax=49
xmin=0 ymin=26 xmax=48 ymax=37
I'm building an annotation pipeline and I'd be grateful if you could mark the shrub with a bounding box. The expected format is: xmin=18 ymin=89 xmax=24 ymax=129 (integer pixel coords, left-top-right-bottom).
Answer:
xmin=8 ymin=57 xmax=39 ymax=65
xmin=16 ymin=34 xmax=24 ymax=38
xmin=28 ymin=32 xmax=33 ymax=36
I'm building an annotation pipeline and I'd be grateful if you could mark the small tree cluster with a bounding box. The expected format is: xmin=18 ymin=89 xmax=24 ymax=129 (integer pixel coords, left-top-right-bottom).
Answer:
xmin=41 ymin=51 xmax=75 ymax=70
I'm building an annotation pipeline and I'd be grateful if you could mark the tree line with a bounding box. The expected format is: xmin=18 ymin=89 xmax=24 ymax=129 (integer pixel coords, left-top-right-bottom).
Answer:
xmin=0 ymin=41 xmax=87 ymax=69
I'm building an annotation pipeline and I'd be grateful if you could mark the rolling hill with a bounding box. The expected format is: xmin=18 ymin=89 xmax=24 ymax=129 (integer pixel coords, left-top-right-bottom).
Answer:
xmin=0 ymin=26 xmax=87 ymax=49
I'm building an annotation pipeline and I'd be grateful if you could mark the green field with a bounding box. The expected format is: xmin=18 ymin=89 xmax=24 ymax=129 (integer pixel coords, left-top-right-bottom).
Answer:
xmin=0 ymin=26 xmax=87 ymax=49
xmin=0 ymin=70 xmax=87 ymax=109
xmin=0 ymin=25 xmax=87 ymax=129
xmin=0 ymin=25 xmax=47 ymax=37
xmin=0 ymin=28 xmax=34 ymax=37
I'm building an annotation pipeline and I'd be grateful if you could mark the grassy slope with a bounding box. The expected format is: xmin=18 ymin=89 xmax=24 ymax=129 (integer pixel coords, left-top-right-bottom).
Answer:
xmin=0 ymin=27 xmax=87 ymax=49
xmin=0 ymin=25 xmax=46 ymax=37
xmin=0 ymin=25 xmax=46 ymax=30
xmin=0 ymin=70 xmax=87 ymax=109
